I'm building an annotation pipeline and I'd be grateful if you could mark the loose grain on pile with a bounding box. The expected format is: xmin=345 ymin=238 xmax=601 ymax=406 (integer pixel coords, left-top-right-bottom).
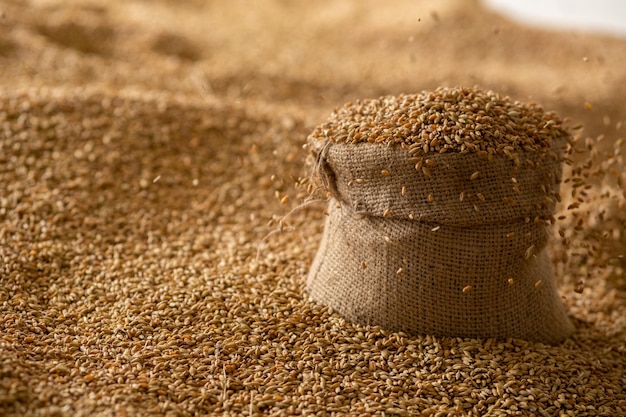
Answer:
xmin=310 ymin=88 xmax=566 ymax=160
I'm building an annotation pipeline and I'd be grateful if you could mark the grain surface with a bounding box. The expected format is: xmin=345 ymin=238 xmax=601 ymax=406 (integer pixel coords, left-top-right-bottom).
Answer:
xmin=309 ymin=87 xmax=567 ymax=157
xmin=1 ymin=0 xmax=626 ymax=416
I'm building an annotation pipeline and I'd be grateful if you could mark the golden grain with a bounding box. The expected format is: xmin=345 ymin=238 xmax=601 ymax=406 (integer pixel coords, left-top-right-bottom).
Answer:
xmin=2 ymin=46 xmax=625 ymax=417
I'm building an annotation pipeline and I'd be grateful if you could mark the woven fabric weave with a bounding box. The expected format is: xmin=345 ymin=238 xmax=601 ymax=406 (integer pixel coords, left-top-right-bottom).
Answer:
xmin=307 ymin=138 xmax=574 ymax=344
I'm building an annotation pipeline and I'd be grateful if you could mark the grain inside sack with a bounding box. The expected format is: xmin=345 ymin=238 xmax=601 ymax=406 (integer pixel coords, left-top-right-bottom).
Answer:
xmin=306 ymin=86 xmax=575 ymax=344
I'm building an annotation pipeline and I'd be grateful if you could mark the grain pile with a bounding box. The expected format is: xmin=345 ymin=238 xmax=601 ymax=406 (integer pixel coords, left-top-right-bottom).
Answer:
xmin=1 ymin=0 xmax=626 ymax=416
xmin=309 ymin=88 xmax=564 ymax=154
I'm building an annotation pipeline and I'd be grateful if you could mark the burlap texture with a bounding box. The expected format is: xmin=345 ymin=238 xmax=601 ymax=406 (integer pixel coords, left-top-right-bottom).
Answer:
xmin=307 ymin=140 xmax=575 ymax=344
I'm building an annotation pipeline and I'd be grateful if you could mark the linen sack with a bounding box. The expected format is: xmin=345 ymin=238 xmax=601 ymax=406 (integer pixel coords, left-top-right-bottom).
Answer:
xmin=306 ymin=138 xmax=574 ymax=344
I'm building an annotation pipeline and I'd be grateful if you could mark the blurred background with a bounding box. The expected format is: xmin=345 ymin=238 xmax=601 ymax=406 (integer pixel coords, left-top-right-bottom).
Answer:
xmin=1 ymin=0 xmax=625 ymax=145
xmin=484 ymin=0 xmax=626 ymax=37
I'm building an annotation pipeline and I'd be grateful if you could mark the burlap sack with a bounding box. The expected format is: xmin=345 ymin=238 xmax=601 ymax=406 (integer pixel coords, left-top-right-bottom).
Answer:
xmin=307 ymin=137 xmax=574 ymax=344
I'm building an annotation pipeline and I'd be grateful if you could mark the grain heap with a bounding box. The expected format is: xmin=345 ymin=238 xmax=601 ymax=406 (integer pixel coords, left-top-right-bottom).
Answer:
xmin=307 ymin=87 xmax=574 ymax=344
xmin=1 ymin=86 xmax=625 ymax=417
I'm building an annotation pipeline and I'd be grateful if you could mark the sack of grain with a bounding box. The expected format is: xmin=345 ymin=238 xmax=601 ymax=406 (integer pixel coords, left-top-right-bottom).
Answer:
xmin=306 ymin=87 xmax=575 ymax=344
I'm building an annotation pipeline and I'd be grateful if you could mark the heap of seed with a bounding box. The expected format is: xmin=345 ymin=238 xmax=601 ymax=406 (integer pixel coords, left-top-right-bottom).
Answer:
xmin=1 ymin=87 xmax=624 ymax=417
xmin=309 ymin=87 xmax=568 ymax=161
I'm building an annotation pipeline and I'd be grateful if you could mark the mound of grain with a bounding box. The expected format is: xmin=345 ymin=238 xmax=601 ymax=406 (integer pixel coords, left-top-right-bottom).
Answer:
xmin=310 ymin=87 xmax=566 ymax=157
xmin=1 ymin=87 xmax=624 ymax=416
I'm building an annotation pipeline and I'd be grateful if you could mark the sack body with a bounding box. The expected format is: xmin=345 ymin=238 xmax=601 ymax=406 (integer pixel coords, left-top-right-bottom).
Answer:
xmin=307 ymin=140 xmax=574 ymax=344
